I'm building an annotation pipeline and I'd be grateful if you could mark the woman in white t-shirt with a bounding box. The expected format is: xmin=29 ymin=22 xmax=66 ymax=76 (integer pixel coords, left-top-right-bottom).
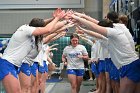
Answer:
xmin=62 ymin=33 xmax=89 ymax=93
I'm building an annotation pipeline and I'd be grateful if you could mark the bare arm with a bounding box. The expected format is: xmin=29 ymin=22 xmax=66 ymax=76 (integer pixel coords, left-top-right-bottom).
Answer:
xmin=74 ymin=12 xmax=99 ymax=24
xmin=62 ymin=54 xmax=67 ymax=62
xmin=49 ymin=44 xmax=59 ymax=49
xmin=77 ymin=54 xmax=89 ymax=60
xmin=48 ymin=31 xmax=66 ymax=43
xmin=62 ymin=54 xmax=67 ymax=66
xmin=43 ymin=23 xmax=69 ymax=44
xmin=51 ymin=20 xmax=68 ymax=33
xmin=47 ymin=56 xmax=54 ymax=64
xmin=43 ymin=33 xmax=58 ymax=44
xmin=32 ymin=8 xmax=66 ymax=36
xmin=46 ymin=21 xmax=74 ymax=43
xmin=78 ymin=26 xmax=105 ymax=39
xmin=44 ymin=17 xmax=54 ymax=26
xmin=43 ymin=20 xmax=74 ymax=44
xmin=72 ymin=15 xmax=108 ymax=37
xmin=32 ymin=17 xmax=60 ymax=36
xmin=78 ymin=34 xmax=94 ymax=46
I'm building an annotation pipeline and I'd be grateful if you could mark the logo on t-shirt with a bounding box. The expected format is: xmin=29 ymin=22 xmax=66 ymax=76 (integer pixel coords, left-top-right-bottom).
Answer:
xmin=68 ymin=52 xmax=80 ymax=58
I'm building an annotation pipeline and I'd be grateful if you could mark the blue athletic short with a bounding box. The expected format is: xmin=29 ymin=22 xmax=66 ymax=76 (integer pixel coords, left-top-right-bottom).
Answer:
xmin=119 ymin=59 xmax=140 ymax=83
xmin=17 ymin=67 xmax=21 ymax=74
xmin=38 ymin=61 xmax=48 ymax=73
xmin=20 ymin=63 xmax=31 ymax=76
xmin=91 ymin=62 xmax=99 ymax=77
xmin=0 ymin=58 xmax=19 ymax=80
xmin=31 ymin=62 xmax=38 ymax=77
xmin=98 ymin=60 xmax=106 ymax=73
xmin=109 ymin=60 xmax=120 ymax=82
xmin=67 ymin=69 xmax=85 ymax=76
xmin=105 ymin=58 xmax=111 ymax=72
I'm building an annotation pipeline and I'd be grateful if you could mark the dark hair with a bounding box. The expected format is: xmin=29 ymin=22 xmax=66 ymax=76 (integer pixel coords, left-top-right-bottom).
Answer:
xmin=70 ymin=33 xmax=79 ymax=40
xmin=69 ymin=33 xmax=79 ymax=45
xmin=29 ymin=18 xmax=45 ymax=27
xmin=98 ymin=19 xmax=113 ymax=28
xmin=29 ymin=18 xmax=45 ymax=51
xmin=107 ymin=11 xmax=119 ymax=23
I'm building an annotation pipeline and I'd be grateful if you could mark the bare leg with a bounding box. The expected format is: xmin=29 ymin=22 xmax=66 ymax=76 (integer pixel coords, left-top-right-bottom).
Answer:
xmin=2 ymin=73 xmax=21 ymax=93
xmin=68 ymin=74 xmax=77 ymax=93
xmin=95 ymin=74 xmax=102 ymax=93
xmin=105 ymin=72 xmax=111 ymax=93
xmin=38 ymin=72 xmax=43 ymax=93
xmin=134 ymin=82 xmax=140 ymax=93
xmin=76 ymin=76 xmax=83 ymax=93
xmin=48 ymin=71 xmax=52 ymax=79
xmin=19 ymin=71 xmax=31 ymax=93
xmin=39 ymin=72 xmax=48 ymax=93
xmin=120 ymin=77 xmax=136 ymax=93
xmin=31 ymin=70 xmax=39 ymax=93
xmin=114 ymin=81 xmax=120 ymax=93
xmin=110 ymin=80 xmax=115 ymax=93
xmin=89 ymin=70 xmax=93 ymax=80
xmin=100 ymin=72 xmax=106 ymax=93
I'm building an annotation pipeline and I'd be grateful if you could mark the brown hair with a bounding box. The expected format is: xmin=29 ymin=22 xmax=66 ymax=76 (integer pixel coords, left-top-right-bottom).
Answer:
xmin=107 ymin=11 xmax=119 ymax=23
xmin=29 ymin=18 xmax=45 ymax=51
xmin=98 ymin=19 xmax=113 ymax=28
xmin=69 ymin=33 xmax=79 ymax=45
xmin=119 ymin=15 xmax=128 ymax=26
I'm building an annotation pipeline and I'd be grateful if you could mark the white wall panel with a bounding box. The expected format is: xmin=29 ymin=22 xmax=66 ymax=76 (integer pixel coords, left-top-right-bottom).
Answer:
xmin=0 ymin=0 xmax=84 ymax=9
xmin=0 ymin=10 xmax=54 ymax=34
xmin=0 ymin=0 xmax=103 ymax=35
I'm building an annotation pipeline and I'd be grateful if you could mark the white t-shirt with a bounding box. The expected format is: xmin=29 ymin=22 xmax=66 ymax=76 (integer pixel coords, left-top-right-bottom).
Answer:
xmin=42 ymin=44 xmax=49 ymax=65
xmin=34 ymin=44 xmax=49 ymax=66
xmin=2 ymin=25 xmax=36 ymax=67
xmin=22 ymin=37 xmax=41 ymax=66
xmin=63 ymin=44 xmax=88 ymax=69
xmin=98 ymin=38 xmax=109 ymax=60
xmin=113 ymin=23 xmax=135 ymax=50
xmin=85 ymin=34 xmax=96 ymax=41
xmin=0 ymin=53 xmax=2 ymax=58
xmin=22 ymin=47 xmax=39 ymax=66
xmin=91 ymin=40 xmax=100 ymax=59
xmin=106 ymin=27 xmax=138 ymax=69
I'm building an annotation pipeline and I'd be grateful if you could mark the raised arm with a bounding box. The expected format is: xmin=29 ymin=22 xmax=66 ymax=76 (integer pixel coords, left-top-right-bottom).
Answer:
xmin=48 ymin=31 xmax=66 ymax=43
xmin=44 ymin=17 xmax=54 ymax=26
xmin=78 ymin=34 xmax=94 ymax=46
xmin=71 ymin=14 xmax=108 ymax=37
xmin=43 ymin=33 xmax=59 ymax=44
xmin=32 ymin=8 xmax=66 ymax=36
xmin=78 ymin=26 xmax=105 ymax=39
xmin=49 ymin=44 xmax=59 ymax=49
xmin=74 ymin=12 xmax=99 ymax=24
xmin=43 ymin=22 xmax=74 ymax=44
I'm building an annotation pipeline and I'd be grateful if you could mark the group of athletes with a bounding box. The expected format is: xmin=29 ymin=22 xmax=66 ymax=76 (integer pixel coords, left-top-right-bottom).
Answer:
xmin=71 ymin=11 xmax=140 ymax=93
xmin=0 ymin=8 xmax=140 ymax=93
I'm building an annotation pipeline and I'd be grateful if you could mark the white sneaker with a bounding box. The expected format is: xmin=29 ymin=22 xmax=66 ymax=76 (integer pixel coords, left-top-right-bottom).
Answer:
xmin=88 ymin=78 xmax=93 ymax=81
